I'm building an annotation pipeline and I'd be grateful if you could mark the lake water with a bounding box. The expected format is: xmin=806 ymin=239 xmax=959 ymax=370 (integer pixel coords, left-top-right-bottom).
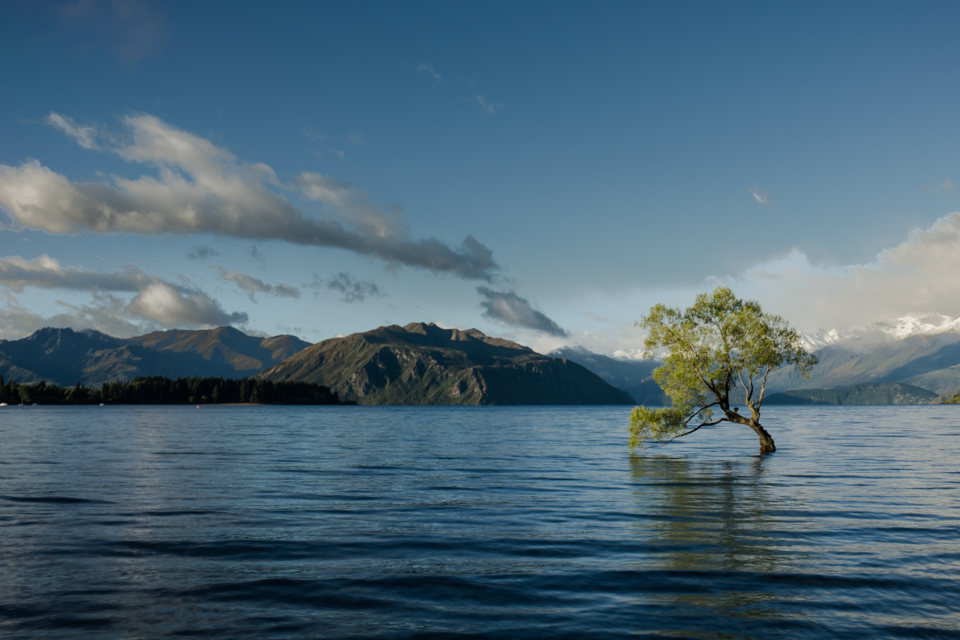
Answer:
xmin=1 ymin=405 xmax=958 ymax=639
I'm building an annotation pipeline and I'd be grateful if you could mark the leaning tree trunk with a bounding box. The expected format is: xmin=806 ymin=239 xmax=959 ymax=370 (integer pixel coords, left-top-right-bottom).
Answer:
xmin=726 ymin=408 xmax=777 ymax=454
xmin=747 ymin=420 xmax=776 ymax=454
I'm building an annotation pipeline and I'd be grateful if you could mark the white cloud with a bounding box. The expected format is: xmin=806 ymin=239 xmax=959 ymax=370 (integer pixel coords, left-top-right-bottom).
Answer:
xmin=212 ymin=265 xmax=300 ymax=301
xmin=127 ymin=282 xmax=247 ymax=327
xmin=0 ymin=254 xmax=155 ymax=293
xmin=46 ymin=112 xmax=99 ymax=150
xmin=328 ymin=148 xmax=345 ymax=158
xmin=296 ymin=172 xmax=405 ymax=240
xmin=0 ymin=254 xmax=247 ymax=330
xmin=475 ymin=96 xmax=502 ymax=115
xmin=417 ymin=63 xmax=442 ymax=82
xmin=712 ymin=211 xmax=960 ymax=332
xmin=749 ymin=186 xmax=770 ymax=204
xmin=0 ymin=114 xmax=498 ymax=280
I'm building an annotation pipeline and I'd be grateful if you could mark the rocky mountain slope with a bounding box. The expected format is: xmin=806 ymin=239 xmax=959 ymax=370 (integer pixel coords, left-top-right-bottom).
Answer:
xmin=257 ymin=322 xmax=633 ymax=405
xmin=0 ymin=327 xmax=309 ymax=387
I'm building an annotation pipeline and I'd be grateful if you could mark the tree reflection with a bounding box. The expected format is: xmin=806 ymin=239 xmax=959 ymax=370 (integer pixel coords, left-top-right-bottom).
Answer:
xmin=628 ymin=454 xmax=806 ymax=638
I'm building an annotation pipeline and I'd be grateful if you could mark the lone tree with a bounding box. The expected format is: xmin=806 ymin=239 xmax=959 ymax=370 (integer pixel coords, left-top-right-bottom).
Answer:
xmin=630 ymin=287 xmax=816 ymax=454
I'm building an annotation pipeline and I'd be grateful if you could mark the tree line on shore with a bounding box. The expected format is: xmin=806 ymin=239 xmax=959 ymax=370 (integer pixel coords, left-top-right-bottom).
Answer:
xmin=0 ymin=376 xmax=347 ymax=406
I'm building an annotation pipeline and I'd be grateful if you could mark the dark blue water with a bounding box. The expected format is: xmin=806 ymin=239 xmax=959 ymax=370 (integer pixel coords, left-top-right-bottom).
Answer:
xmin=1 ymin=406 xmax=958 ymax=638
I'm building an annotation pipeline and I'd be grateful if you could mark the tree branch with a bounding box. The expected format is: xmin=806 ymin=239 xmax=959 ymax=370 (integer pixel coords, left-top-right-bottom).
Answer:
xmin=657 ymin=417 xmax=726 ymax=446
xmin=757 ymin=365 xmax=771 ymax=408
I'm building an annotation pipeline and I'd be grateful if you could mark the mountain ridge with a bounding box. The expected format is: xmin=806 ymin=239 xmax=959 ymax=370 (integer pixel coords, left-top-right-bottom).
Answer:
xmin=257 ymin=322 xmax=633 ymax=405
xmin=0 ymin=326 xmax=310 ymax=387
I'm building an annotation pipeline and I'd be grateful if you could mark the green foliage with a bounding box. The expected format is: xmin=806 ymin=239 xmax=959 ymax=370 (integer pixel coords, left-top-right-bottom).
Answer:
xmin=0 ymin=375 xmax=346 ymax=406
xmin=629 ymin=287 xmax=816 ymax=449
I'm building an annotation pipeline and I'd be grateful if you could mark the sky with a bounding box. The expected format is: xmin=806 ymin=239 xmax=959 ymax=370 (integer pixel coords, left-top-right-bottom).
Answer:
xmin=2 ymin=0 xmax=960 ymax=354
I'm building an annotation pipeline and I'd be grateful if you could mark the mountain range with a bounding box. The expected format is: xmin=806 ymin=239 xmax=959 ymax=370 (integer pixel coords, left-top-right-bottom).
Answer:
xmin=257 ymin=323 xmax=633 ymax=405
xmin=555 ymin=313 xmax=960 ymax=405
xmin=5 ymin=311 xmax=960 ymax=405
xmin=777 ymin=313 xmax=960 ymax=397
xmin=0 ymin=326 xmax=309 ymax=387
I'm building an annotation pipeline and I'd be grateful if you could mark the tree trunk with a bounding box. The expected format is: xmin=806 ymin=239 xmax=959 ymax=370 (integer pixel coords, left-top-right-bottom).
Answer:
xmin=725 ymin=408 xmax=777 ymax=454
xmin=748 ymin=421 xmax=776 ymax=454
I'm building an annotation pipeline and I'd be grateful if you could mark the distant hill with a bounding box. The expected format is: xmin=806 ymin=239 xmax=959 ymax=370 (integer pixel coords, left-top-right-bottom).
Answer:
xmin=764 ymin=383 xmax=939 ymax=405
xmin=0 ymin=327 xmax=310 ymax=387
xmin=545 ymin=314 xmax=960 ymax=405
xmin=547 ymin=346 xmax=658 ymax=391
xmin=257 ymin=322 xmax=634 ymax=405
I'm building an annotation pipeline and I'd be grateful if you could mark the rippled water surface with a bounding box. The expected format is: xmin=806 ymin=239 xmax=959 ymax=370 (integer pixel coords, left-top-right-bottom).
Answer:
xmin=1 ymin=405 xmax=959 ymax=638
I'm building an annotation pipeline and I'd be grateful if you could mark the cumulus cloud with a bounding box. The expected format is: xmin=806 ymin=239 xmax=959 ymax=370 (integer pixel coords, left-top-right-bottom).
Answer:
xmin=0 ymin=114 xmax=497 ymax=280
xmin=475 ymin=96 xmax=502 ymax=115
xmin=417 ymin=63 xmax=442 ymax=81
xmin=127 ymin=282 xmax=247 ymax=326
xmin=476 ymin=287 xmax=568 ymax=336
xmin=46 ymin=113 xmax=99 ymax=150
xmin=716 ymin=211 xmax=960 ymax=331
xmin=750 ymin=186 xmax=770 ymax=204
xmin=187 ymin=245 xmax=219 ymax=259
xmin=307 ymin=272 xmax=383 ymax=303
xmin=212 ymin=265 xmax=300 ymax=301
xmin=0 ymin=254 xmax=246 ymax=329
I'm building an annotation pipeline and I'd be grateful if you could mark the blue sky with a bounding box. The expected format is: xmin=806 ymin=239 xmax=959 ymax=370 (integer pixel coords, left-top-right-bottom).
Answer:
xmin=3 ymin=1 xmax=960 ymax=353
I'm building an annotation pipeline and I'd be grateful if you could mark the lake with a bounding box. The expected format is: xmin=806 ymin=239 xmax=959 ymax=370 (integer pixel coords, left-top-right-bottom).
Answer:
xmin=1 ymin=405 xmax=958 ymax=638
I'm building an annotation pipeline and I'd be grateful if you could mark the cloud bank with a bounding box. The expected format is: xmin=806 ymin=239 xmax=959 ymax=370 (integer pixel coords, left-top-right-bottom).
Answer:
xmin=477 ymin=287 xmax=568 ymax=336
xmin=0 ymin=254 xmax=246 ymax=329
xmin=717 ymin=211 xmax=960 ymax=331
xmin=0 ymin=113 xmax=497 ymax=280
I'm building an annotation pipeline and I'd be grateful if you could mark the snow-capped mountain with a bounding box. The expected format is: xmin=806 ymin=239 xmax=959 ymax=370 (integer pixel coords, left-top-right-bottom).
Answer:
xmin=801 ymin=313 xmax=960 ymax=351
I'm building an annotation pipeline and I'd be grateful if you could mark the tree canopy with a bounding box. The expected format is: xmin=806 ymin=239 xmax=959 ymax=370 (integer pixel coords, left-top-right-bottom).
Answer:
xmin=629 ymin=287 xmax=816 ymax=454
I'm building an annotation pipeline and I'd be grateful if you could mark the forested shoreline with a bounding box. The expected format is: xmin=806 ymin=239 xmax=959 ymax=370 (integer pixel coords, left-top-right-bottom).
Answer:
xmin=0 ymin=376 xmax=348 ymax=406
